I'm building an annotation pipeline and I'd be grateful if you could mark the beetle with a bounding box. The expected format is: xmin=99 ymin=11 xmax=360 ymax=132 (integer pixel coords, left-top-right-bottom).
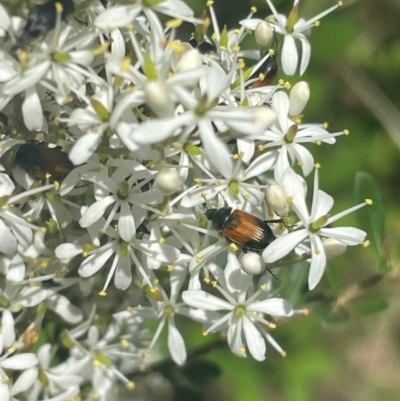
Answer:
xmin=248 ymin=53 xmax=279 ymax=89
xmin=13 ymin=0 xmax=75 ymax=50
xmin=14 ymin=140 xmax=75 ymax=182
xmin=205 ymin=202 xmax=280 ymax=253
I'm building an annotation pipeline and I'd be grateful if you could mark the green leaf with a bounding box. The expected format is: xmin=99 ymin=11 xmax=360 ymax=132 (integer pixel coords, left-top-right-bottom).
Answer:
xmin=354 ymin=172 xmax=387 ymax=270
xmin=181 ymin=360 xmax=221 ymax=385
xmin=351 ymin=296 xmax=389 ymax=316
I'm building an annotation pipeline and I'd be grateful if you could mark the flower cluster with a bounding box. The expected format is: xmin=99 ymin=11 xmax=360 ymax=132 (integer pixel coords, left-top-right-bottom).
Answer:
xmin=0 ymin=0 xmax=368 ymax=399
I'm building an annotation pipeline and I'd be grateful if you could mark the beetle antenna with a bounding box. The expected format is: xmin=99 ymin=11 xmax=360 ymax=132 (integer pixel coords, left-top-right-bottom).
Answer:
xmin=218 ymin=192 xmax=229 ymax=207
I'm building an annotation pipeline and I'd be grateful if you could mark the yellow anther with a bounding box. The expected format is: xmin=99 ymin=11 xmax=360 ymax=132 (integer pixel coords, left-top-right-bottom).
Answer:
xmin=98 ymin=290 xmax=107 ymax=297
xmin=315 ymin=162 xmax=321 ymax=169
xmin=365 ymin=198 xmax=373 ymax=205
xmin=363 ymin=240 xmax=370 ymax=248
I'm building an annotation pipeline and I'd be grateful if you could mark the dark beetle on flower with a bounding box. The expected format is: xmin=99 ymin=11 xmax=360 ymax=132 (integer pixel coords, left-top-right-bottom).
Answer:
xmin=248 ymin=53 xmax=279 ymax=89
xmin=13 ymin=0 xmax=75 ymax=49
xmin=14 ymin=140 xmax=75 ymax=182
xmin=206 ymin=200 xmax=280 ymax=253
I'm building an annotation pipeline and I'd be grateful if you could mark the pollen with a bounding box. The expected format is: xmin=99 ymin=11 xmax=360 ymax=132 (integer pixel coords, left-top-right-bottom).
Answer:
xmin=343 ymin=128 xmax=350 ymax=135
xmin=260 ymin=284 xmax=267 ymax=291
xmin=195 ymin=256 xmax=202 ymax=263
xmin=234 ymin=29 xmax=241 ymax=35
xmin=202 ymin=330 xmax=209 ymax=336
xmin=176 ymin=220 xmax=182 ymax=226
xmin=159 ymin=237 xmax=166 ymax=244
xmin=284 ymin=81 xmax=291 ymax=89
xmin=314 ymin=247 xmax=320 ymax=255
xmin=53 ymin=181 xmax=60 ymax=190
xmin=297 ymin=160 xmax=304 ymax=167
xmin=203 ymin=277 xmax=211 ymax=284
xmin=363 ymin=240 xmax=370 ymax=248
xmin=98 ymin=290 xmax=107 ymax=297
xmin=315 ymin=162 xmax=321 ymax=169
xmin=316 ymin=140 xmax=322 ymax=146
xmin=206 ymin=0 xmax=214 ymax=6
xmin=287 ymin=196 xmax=293 ymax=204
xmin=244 ymin=194 xmax=251 ymax=200
xmin=126 ymin=381 xmax=135 ymax=390
xmin=229 ymin=243 xmax=238 ymax=251
xmin=239 ymin=347 xmax=246 ymax=354
xmin=167 ymin=264 xmax=174 ymax=272
xmin=338 ymin=1 xmax=343 ymax=6
xmin=166 ymin=18 xmax=183 ymax=28
xmin=120 ymin=339 xmax=129 ymax=347
xmin=258 ymin=144 xmax=264 ymax=151
xmin=314 ymin=21 xmax=320 ymax=27
xmin=269 ymin=322 xmax=276 ymax=329
xmin=93 ymin=360 xmax=102 ymax=367
xmin=281 ymin=351 xmax=287 ymax=357
xmin=127 ymin=306 xmax=134 ymax=313
xmin=365 ymin=198 xmax=373 ymax=205
xmin=232 ymin=45 xmax=240 ymax=53
xmin=211 ymin=280 xmax=218 ymax=287
xmin=126 ymin=23 xmax=134 ymax=30
xmin=238 ymin=58 xmax=245 ymax=69
xmin=194 ymin=177 xmax=202 ymax=185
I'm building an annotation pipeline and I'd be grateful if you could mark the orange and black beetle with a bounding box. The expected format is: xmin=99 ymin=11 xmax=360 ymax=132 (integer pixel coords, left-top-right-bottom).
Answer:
xmin=206 ymin=203 xmax=278 ymax=253
xmin=14 ymin=140 xmax=75 ymax=182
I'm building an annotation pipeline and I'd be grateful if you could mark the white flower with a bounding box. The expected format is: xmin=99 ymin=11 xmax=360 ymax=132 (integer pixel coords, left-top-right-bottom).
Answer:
xmin=240 ymin=1 xmax=341 ymax=75
xmin=256 ymin=91 xmax=342 ymax=182
xmin=183 ymin=282 xmax=293 ymax=360
xmin=262 ymin=167 xmax=368 ymax=290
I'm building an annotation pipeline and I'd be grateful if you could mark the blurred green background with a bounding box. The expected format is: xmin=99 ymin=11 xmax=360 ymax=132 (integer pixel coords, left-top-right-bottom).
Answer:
xmin=159 ymin=1 xmax=400 ymax=400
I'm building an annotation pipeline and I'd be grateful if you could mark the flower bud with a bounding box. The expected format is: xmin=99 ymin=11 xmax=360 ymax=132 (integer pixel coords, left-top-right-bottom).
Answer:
xmin=240 ymin=252 xmax=265 ymax=275
xmin=255 ymin=21 xmax=273 ymax=48
xmin=145 ymin=81 xmax=175 ymax=118
xmin=289 ymin=81 xmax=310 ymax=116
xmin=154 ymin=168 xmax=182 ymax=195
xmin=265 ymin=185 xmax=290 ymax=216
xmin=176 ymin=48 xmax=202 ymax=72
xmin=252 ymin=106 xmax=276 ymax=130
xmin=322 ymin=238 xmax=347 ymax=260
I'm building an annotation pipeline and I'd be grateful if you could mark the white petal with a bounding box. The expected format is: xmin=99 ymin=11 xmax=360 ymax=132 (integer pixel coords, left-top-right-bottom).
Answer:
xmin=168 ymin=317 xmax=187 ymax=365
xmin=5 ymin=254 xmax=25 ymax=283
xmin=319 ymin=227 xmax=366 ymax=245
xmin=55 ymin=243 xmax=82 ymax=259
xmin=281 ymin=35 xmax=298 ymax=76
xmin=182 ymin=290 xmax=232 ymax=310
xmin=2 ymin=310 xmax=15 ymax=347
xmin=243 ymin=151 xmax=278 ymax=179
xmin=243 ymin=316 xmax=265 ymax=361
xmin=0 ymin=220 xmax=17 ymax=254
xmin=114 ymin=256 xmax=132 ymax=290
xmin=248 ymin=298 xmax=293 ymax=316
xmin=311 ymin=190 xmax=333 ymax=220
xmin=0 ymin=61 xmax=17 ymax=82
xmin=22 ymin=87 xmax=44 ymax=131
xmin=291 ymin=143 xmax=314 ymax=177
xmin=198 ymin=119 xmax=233 ymax=178
xmin=1 ymin=353 xmax=38 ymax=370
xmin=69 ymin=131 xmax=102 ymax=165
xmin=95 ymin=6 xmax=140 ymax=30
xmin=308 ymin=235 xmax=327 ymax=290
xmin=239 ymin=18 xmax=264 ymax=30
xmin=262 ymin=229 xmax=308 ymax=263
xmin=118 ymin=201 xmax=136 ymax=242
xmin=129 ymin=114 xmax=192 ymax=144
xmin=3 ymin=61 xmax=51 ymax=95
xmin=272 ymin=91 xmax=290 ymax=132
xmin=48 ymin=293 xmax=83 ymax=324
xmin=298 ymin=34 xmax=311 ymax=76
xmin=180 ymin=184 xmax=227 ymax=207
xmin=79 ymin=195 xmax=116 ymax=228
xmin=10 ymin=367 xmax=38 ymax=395
xmin=135 ymin=242 xmax=180 ymax=263
xmin=78 ymin=247 xmax=114 ymax=277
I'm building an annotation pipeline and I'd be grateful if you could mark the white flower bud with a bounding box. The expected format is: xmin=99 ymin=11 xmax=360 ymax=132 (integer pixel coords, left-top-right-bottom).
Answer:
xmin=255 ymin=21 xmax=273 ymax=48
xmin=145 ymin=81 xmax=174 ymax=118
xmin=322 ymin=238 xmax=347 ymax=260
xmin=265 ymin=185 xmax=290 ymax=216
xmin=176 ymin=48 xmax=202 ymax=72
xmin=289 ymin=81 xmax=310 ymax=116
xmin=240 ymin=252 xmax=265 ymax=275
xmin=154 ymin=168 xmax=182 ymax=195
xmin=252 ymin=106 xmax=276 ymax=130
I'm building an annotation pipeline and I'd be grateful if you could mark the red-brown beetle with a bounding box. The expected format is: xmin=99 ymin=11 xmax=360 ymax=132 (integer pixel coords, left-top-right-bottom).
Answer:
xmin=206 ymin=202 xmax=279 ymax=253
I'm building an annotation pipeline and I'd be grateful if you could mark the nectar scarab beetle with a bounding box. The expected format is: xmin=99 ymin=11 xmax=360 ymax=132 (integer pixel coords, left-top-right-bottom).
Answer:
xmin=205 ymin=202 xmax=280 ymax=253
xmin=14 ymin=140 xmax=75 ymax=182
